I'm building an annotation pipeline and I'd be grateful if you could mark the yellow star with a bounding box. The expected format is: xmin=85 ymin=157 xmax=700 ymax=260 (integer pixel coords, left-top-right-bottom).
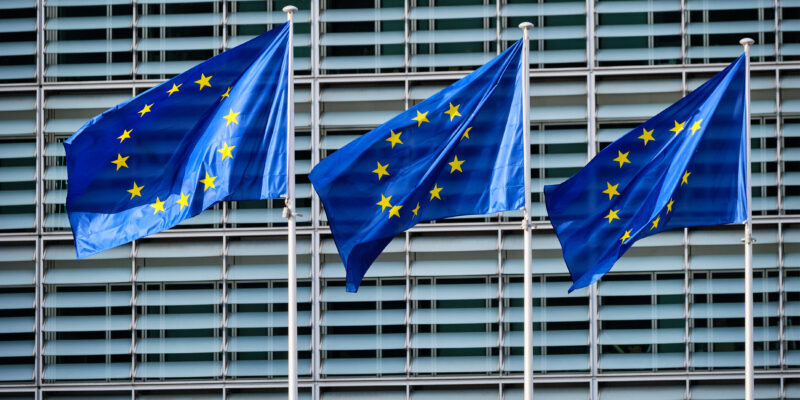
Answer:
xmin=111 ymin=153 xmax=129 ymax=171
xmin=195 ymin=73 xmax=212 ymax=90
xmin=638 ymin=128 xmax=654 ymax=146
xmin=670 ymin=120 xmax=686 ymax=135
xmin=200 ymin=172 xmax=216 ymax=191
xmin=613 ymin=150 xmax=631 ymax=168
xmin=221 ymin=86 xmax=231 ymax=101
xmin=377 ymin=194 xmax=392 ymax=212
xmin=138 ymin=103 xmax=153 ymax=117
xmin=448 ymin=155 xmax=465 ymax=173
xmin=604 ymin=209 xmax=620 ymax=223
xmin=176 ymin=192 xmax=190 ymax=210
xmin=118 ymin=129 xmax=132 ymax=143
xmin=150 ymin=197 xmax=165 ymax=214
xmin=667 ymin=198 xmax=674 ymax=213
xmin=620 ymin=229 xmax=632 ymax=244
xmin=650 ymin=216 xmax=660 ymax=230
xmin=602 ymin=182 xmax=620 ymax=200
xmin=388 ymin=205 xmax=402 ymax=219
xmin=386 ymin=130 xmax=403 ymax=148
xmin=223 ymin=108 xmax=240 ymax=126
xmin=166 ymin=83 xmax=181 ymax=96
xmin=690 ymin=119 xmax=703 ymax=135
xmin=127 ymin=182 xmax=144 ymax=199
xmin=412 ymin=202 xmax=420 ymax=216
xmin=217 ymin=142 xmax=235 ymax=160
xmin=444 ymin=102 xmax=461 ymax=121
xmin=681 ymin=170 xmax=691 ymax=185
xmin=372 ymin=162 xmax=389 ymax=180
xmin=461 ymin=126 xmax=472 ymax=140
xmin=429 ymin=183 xmax=443 ymax=201
xmin=412 ymin=110 xmax=429 ymax=127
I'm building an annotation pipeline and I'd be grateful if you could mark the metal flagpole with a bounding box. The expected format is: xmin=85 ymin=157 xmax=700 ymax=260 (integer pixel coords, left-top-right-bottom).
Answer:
xmin=740 ymin=36 xmax=755 ymax=400
xmin=282 ymin=5 xmax=298 ymax=400
xmin=518 ymin=21 xmax=534 ymax=400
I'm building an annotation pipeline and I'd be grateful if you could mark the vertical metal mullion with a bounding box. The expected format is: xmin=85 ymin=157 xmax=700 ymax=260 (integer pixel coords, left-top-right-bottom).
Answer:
xmin=132 ymin=0 xmax=138 ymax=81
xmin=221 ymin=234 xmax=228 ymax=379
xmin=680 ymin=0 xmax=686 ymax=64
xmin=404 ymin=230 xmax=411 ymax=378
xmin=34 ymin=0 xmax=45 ymax=395
xmin=586 ymin=1 xmax=598 ymax=397
xmin=778 ymin=222 xmax=785 ymax=371
xmin=495 ymin=0 xmax=500 ymax=55
xmin=683 ymin=227 xmax=690 ymax=372
xmin=130 ymin=241 xmax=137 ymax=382
xmin=311 ymin=230 xmax=321 ymax=400
xmin=309 ymin=0 xmax=321 ymax=396
xmin=221 ymin=0 xmax=228 ymax=52
xmin=496 ymin=228 xmax=503 ymax=376
xmin=35 ymin=237 xmax=43 ymax=398
xmin=404 ymin=0 xmax=410 ymax=73
xmin=776 ymin=69 xmax=783 ymax=214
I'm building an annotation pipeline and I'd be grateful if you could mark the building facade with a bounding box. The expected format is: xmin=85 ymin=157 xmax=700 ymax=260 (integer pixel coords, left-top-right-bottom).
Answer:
xmin=0 ymin=0 xmax=799 ymax=398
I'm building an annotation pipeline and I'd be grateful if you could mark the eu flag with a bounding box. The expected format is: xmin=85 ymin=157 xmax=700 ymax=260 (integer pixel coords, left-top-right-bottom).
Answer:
xmin=65 ymin=23 xmax=290 ymax=258
xmin=545 ymin=55 xmax=748 ymax=292
xmin=310 ymin=41 xmax=526 ymax=292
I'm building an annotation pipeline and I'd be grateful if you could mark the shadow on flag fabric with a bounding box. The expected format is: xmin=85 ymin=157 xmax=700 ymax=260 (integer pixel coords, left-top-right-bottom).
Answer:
xmin=65 ymin=23 xmax=290 ymax=258
xmin=310 ymin=40 xmax=526 ymax=292
xmin=545 ymin=55 xmax=748 ymax=292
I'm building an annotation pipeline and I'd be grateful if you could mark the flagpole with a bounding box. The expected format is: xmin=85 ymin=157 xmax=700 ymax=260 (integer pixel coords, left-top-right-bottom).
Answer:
xmin=283 ymin=6 xmax=298 ymax=400
xmin=740 ymin=36 xmax=755 ymax=400
xmin=518 ymin=21 xmax=534 ymax=400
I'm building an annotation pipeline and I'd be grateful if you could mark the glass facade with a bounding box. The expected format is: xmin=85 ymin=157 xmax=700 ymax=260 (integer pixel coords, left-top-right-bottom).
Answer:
xmin=0 ymin=0 xmax=799 ymax=398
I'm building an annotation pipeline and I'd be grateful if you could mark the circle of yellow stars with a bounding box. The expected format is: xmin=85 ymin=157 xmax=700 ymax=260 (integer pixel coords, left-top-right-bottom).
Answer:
xmin=602 ymin=116 xmax=703 ymax=245
xmin=371 ymin=101 xmax=474 ymax=221
xmin=116 ymin=71 xmax=243 ymax=218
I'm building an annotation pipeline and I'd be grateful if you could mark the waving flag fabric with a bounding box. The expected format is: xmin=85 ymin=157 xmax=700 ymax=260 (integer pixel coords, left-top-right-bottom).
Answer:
xmin=65 ymin=23 xmax=290 ymax=258
xmin=545 ymin=54 xmax=748 ymax=292
xmin=310 ymin=40 xmax=526 ymax=292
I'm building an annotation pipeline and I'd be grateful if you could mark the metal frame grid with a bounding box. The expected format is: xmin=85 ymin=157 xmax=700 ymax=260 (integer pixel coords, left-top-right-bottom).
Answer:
xmin=1 ymin=0 xmax=800 ymax=399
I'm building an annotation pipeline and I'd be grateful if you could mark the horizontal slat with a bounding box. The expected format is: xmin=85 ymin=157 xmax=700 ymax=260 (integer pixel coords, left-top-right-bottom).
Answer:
xmin=321 ymin=333 xmax=404 ymax=351
xmin=505 ymin=354 xmax=589 ymax=372
xmin=599 ymin=328 xmax=683 ymax=345
xmin=136 ymin=289 xmax=221 ymax=306
xmin=322 ymin=285 xmax=404 ymax=302
xmin=411 ymin=356 xmax=498 ymax=374
xmin=136 ymin=337 xmax=222 ymax=354
xmin=135 ymin=361 xmax=221 ymax=378
xmin=45 ymin=291 xmax=131 ymax=308
xmin=136 ymin=313 xmax=221 ymax=330
xmin=599 ymin=304 xmax=683 ymax=320
xmin=322 ymin=309 xmax=404 ymax=326
xmin=228 ymin=359 xmax=313 ymax=377
xmin=44 ymin=339 xmax=130 ymax=356
xmin=229 ymin=287 xmax=312 ymax=304
xmin=44 ymin=315 xmax=130 ymax=332
xmin=228 ymin=311 xmax=312 ymax=328
xmin=43 ymin=363 xmax=130 ymax=380
xmin=229 ymin=335 xmax=312 ymax=352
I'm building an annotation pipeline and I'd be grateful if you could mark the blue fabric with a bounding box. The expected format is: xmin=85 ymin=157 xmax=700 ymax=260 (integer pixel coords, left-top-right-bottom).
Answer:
xmin=65 ymin=23 xmax=289 ymax=258
xmin=310 ymin=41 xmax=526 ymax=292
xmin=545 ymin=54 xmax=748 ymax=291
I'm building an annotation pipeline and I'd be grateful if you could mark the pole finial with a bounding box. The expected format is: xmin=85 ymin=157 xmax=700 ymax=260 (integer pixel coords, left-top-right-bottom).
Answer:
xmin=740 ymin=37 xmax=755 ymax=46
xmin=519 ymin=22 xmax=533 ymax=30
xmin=282 ymin=5 xmax=298 ymax=14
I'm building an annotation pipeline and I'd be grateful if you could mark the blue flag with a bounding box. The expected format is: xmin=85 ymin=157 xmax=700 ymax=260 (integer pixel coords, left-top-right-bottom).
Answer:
xmin=310 ymin=41 xmax=526 ymax=292
xmin=545 ymin=55 xmax=748 ymax=292
xmin=65 ymin=23 xmax=290 ymax=258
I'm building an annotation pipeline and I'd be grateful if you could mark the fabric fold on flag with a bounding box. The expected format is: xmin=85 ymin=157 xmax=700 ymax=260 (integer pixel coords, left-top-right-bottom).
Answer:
xmin=545 ymin=54 xmax=748 ymax=292
xmin=310 ymin=40 xmax=527 ymax=292
xmin=65 ymin=23 xmax=290 ymax=258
